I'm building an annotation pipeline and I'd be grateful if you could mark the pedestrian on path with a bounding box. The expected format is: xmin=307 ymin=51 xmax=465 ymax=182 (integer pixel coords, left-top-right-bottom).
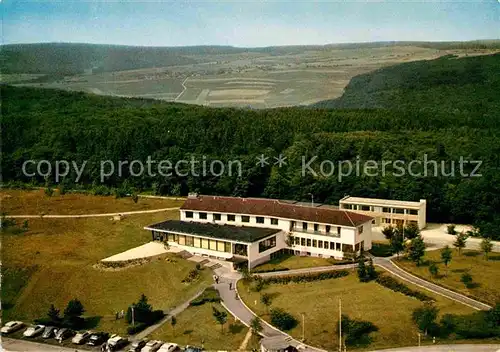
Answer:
xmin=229 ymin=282 xmax=232 ymax=290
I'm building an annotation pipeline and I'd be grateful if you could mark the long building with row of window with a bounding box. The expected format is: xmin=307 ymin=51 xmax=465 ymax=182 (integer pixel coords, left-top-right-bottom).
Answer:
xmin=145 ymin=194 xmax=374 ymax=269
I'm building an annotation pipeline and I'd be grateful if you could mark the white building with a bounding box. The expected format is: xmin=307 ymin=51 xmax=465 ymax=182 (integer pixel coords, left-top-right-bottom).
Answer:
xmin=145 ymin=194 xmax=373 ymax=269
xmin=339 ymin=196 xmax=427 ymax=229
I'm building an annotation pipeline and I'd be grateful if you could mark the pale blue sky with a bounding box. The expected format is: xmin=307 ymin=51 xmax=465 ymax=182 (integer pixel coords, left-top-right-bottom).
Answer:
xmin=3 ymin=1 xmax=499 ymax=47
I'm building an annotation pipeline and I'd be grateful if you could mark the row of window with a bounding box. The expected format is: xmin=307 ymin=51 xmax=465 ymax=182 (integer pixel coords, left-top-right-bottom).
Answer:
xmin=342 ymin=204 xmax=419 ymax=215
xmin=289 ymin=236 xmax=360 ymax=252
xmin=156 ymin=232 xmax=232 ymax=253
xmin=185 ymin=211 xmax=279 ymax=225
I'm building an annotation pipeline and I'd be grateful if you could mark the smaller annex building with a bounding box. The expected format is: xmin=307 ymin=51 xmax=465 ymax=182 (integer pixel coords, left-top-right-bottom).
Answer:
xmin=339 ymin=196 xmax=427 ymax=229
xmin=145 ymin=194 xmax=373 ymax=269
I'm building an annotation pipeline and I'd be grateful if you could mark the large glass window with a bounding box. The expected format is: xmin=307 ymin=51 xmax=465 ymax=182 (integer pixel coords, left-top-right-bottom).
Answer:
xmin=185 ymin=236 xmax=194 ymax=247
xmin=227 ymin=214 xmax=236 ymax=222
xmin=185 ymin=211 xmax=193 ymax=218
xmin=213 ymin=213 xmax=222 ymax=221
xmin=178 ymin=235 xmax=186 ymax=245
xmin=259 ymin=236 xmax=276 ymax=253
xmin=256 ymin=217 xmax=265 ymax=224
xmin=271 ymin=218 xmax=279 ymax=225
xmin=242 ymin=216 xmax=250 ymax=223
xmin=361 ymin=205 xmax=370 ymax=211
xmin=209 ymin=240 xmax=217 ymax=250
xmin=225 ymin=242 xmax=231 ymax=253
xmin=199 ymin=212 xmax=207 ymax=219
xmin=382 ymin=207 xmax=391 ymax=213
xmin=217 ymin=241 xmax=225 ymax=252
xmin=408 ymin=209 xmax=418 ymax=215
xmin=394 ymin=208 xmax=405 ymax=214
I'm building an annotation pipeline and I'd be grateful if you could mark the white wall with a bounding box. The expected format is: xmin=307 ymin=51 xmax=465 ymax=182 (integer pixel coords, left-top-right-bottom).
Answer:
xmin=247 ymin=231 xmax=288 ymax=268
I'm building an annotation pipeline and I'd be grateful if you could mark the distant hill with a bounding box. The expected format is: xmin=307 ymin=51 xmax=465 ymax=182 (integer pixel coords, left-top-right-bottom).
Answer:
xmin=0 ymin=43 xmax=248 ymax=75
xmin=2 ymin=40 xmax=499 ymax=75
xmin=313 ymin=53 xmax=500 ymax=116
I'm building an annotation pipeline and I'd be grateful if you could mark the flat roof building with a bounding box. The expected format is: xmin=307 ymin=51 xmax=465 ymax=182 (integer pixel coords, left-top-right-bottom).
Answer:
xmin=339 ymin=196 xmax=427 ymax=229
xmin=145 ymin=194 xmax=373 ymax=269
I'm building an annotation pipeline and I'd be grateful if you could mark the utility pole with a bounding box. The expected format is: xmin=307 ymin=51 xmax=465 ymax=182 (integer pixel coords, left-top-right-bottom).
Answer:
xmin=339 ymin=298 xmax=342 ymax=352
xmin=131 ymin=306 xmax=135 ymax=327
xmin=418 ymin=332 xmax=421 ymax=347
xmin=308 ymin=193 xmax=314 ymax=207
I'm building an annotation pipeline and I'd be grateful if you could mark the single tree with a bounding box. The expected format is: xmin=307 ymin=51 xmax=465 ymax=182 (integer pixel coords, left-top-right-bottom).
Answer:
xmin=357 ymin=257 xmax=367 ymax=282
xmin=366 ymin=258 xmax=377 ymax=281
xmin=171 ymin=316 xmax=177 ymax=336
xmin=407 ymin=235 xmax=426 ymax=266
xmin=428 ymin=263 xmax=439 ymax=278
xmin=440 ymin=245 xmax=452 ymax=275
xmin=412 ymin=303 xmax=439 ymax=336
xmin=382 ymin=226 xmax=395 ymax=240
xmin=461 ymin=273 xmax=473 ymax=288
xmin=131 ymin=193 xmax=139 ymax=203
xmin=250 ymin=316 xmax=263 ymax=334
xmin=390 ymin=232 xmax=405 ymax=258
xmin=47 ymin=304 xmax=61 ymax=324
xmin=212 ymin=306 xmax=228 ymax=333
xmin=63 ymin=298 xmax=85 ymax=328
xmin=453 ymin=232 xmax=468 ymax=256
xmin=404 ymin=223 xmax=421 ymax=240
xmin=480 ymin=238 xmax=493 ymax=260
xmin=260 ymin=293 xmax=273 ymax=313
xmin=45 ymin=187 xmax=54 ymax=197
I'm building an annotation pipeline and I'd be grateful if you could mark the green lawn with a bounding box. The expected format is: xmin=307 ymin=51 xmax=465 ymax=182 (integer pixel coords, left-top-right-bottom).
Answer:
xmin=1 ymin=192 xmax=211 ymax=335
xmin=237 ymin=271 xmax=474 ymax=351
xmin=149 ymin=303 xmax=250 ymax=350
xmin=251 ymin=253 xmax=343 ymax=272
xmin=395 ymin=248 xmax=500 ymax=305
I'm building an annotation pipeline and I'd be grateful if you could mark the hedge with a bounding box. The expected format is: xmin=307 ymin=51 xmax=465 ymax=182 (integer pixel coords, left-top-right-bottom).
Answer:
xmin=375 ymin=275 xmax=434 ymax=302
xmin=256 ymin=269 xmax=349 ymax=285
xmin=189 ymin=287 xmax=221 ymax=306
xmin=252 ymin=267 xmax=290 ymax=274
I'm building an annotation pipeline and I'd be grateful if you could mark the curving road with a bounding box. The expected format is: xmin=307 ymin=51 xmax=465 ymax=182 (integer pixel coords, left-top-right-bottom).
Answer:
xmin=5 ymin=207 xmax=180 ymax=219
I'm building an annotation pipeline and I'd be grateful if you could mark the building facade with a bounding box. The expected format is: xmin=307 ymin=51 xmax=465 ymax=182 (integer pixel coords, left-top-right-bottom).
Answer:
xmin=339 ymin=196 xmax=427 ymax=229
xmin=145 ymin=194 xmax=373 ymax=269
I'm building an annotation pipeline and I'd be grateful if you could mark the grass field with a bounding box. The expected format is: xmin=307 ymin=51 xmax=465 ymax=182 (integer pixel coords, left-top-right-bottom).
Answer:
xmin=149 ymin=303 xmax=251 ymax=350
xmin=252 ymin=254 xmax=340 ymax=272
xmin=237 ymin=272 xmax=474 ymax=351
xmin=395 ymin=249 xmax=500 ymax=306
xmin=1 ymin=191 xmax=211 ymax=335
xmin=1 ymin=189 xmax=183 ymax=215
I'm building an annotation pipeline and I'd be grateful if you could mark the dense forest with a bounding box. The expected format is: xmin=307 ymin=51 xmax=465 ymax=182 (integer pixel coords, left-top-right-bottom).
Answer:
xmin=2 ymin=54 xmax=500 ymax=238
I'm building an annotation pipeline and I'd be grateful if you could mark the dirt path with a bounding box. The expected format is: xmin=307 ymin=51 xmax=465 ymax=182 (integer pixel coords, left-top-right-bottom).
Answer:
xmin=5 ymin=207 xmax=180 ymax=219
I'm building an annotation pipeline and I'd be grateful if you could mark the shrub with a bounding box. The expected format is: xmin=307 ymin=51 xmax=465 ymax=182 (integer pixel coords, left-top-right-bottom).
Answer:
xmin=127 ymin=322 xmax=147 ymax=335
xmin=270 ymin=308 xmax=298 ymax=331
xmin=256 ymin=269 xmax=349 ymax=285
xmin=181 ymin=269 xmax=200 ymax=283
xmin=375 ymin=275 xmax=434 ymax=302
xmin=460 ymin=273 xmax=473 ymax=288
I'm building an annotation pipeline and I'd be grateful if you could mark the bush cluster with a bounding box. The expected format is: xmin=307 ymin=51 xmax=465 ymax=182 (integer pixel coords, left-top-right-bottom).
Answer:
xmin=256 ymin=269 xmax=349 ymax=285
xmin=126 ymin=322 xmax=148 ymax=335
xmin=270 ymin=308 xmax=298 ymax=331
xmin=375 ymin=275 xmax=434 ymax=302
xmin=181 ymin=269 xmax=200 ymax=283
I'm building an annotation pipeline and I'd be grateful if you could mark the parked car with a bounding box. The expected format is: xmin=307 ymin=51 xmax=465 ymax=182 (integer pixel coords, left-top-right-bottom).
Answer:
xmin=128 ymin=339 xmax=147 ymax=352
xmin=107 ymin=334 xmax=128 ymax=349
xmin=87 ymin=332 xmax=110 ymax=346
xmin=184 ymin=346 xmax=203 ymax=352
xmin=23 ymin=325 xmax=45 ymax=338
xmin=1 ymin=321 xmax=25 ymax=334
xmin=141 ymin=340 xmax=164 ymax=352
xmin=158 ymin=342 xmax=178 ymax=352
xmin=42 ymin=326 xmax=58 ymax=339
xmin=72 ymin=330 xmax=92 ymax=344
xmin=55 ymin=328 xmax=75 ymax=341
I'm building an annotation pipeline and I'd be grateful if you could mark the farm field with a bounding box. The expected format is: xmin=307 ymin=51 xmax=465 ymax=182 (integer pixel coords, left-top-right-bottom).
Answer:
xmin=15 ymin=45 xmax=498 ymax=108
xmin=1 ymin=191 xmax=211 ymax=335
xmin=237 ymin=272 xmax=475 ymax=351
xmin=395 ymin=249 xmax=500 ymax=306
xmin=1 ymin=189 xmax=183 ymax=215
xmin=149 ymin=303 xmax=252 ymax=350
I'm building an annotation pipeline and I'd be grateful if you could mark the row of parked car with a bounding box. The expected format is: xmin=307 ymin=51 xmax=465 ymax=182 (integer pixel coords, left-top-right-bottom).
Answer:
xmin=1 ymin=321 xmax=203 ymax=352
